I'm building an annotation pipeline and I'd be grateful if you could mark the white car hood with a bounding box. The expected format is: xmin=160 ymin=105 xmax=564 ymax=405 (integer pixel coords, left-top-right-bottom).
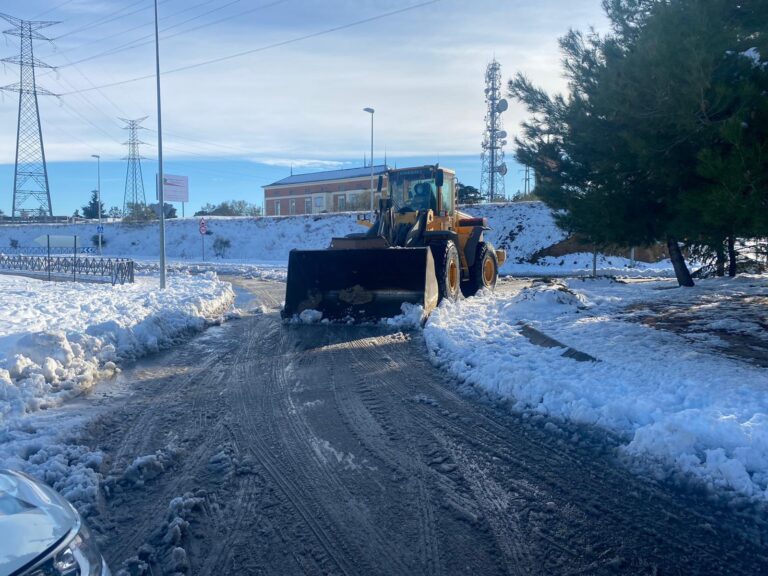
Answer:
xmin=0 ymin=469 xmax=78 ymax=575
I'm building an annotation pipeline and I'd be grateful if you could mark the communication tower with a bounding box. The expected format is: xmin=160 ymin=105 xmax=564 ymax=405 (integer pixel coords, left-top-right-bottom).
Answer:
xmin=480 ymin=59 xmax=508 ymax=202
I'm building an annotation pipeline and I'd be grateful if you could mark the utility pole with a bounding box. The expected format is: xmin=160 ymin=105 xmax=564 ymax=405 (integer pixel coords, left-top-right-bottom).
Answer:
xmin=154 ymin=0 xmax=167 ymax=289
xmin=92 ymin=154 xmax=102 ymax=255
xmin=480 ymin=59 xmax=508 ymax=203
xmin=121 ymin=117 xmax=148 ymax=219
xmin=364 ymin=107 xmax=375 ymax=215
xmin=0 ymin=13 xmax=57 ymax=219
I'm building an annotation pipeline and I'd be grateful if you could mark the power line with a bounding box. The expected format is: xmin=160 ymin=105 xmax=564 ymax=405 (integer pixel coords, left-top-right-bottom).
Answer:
xmin=59 ymin=0 xmax=442 ymax=96
xmin=54 ymin=0 xmax=166 ymax=40
xmin=40 ymin=0 xmax=228 ymax=62
xmin=32 ymin=0 xmax=76 ymax=19
xmin=48 ymin=0 xmax=293 ymax=71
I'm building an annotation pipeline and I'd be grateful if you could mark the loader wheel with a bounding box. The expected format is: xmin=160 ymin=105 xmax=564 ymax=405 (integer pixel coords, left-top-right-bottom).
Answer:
xmin=431 ymin=240 xmax=461 ymax=302
xmin=461 ymin=241 xmax=498 ymax=298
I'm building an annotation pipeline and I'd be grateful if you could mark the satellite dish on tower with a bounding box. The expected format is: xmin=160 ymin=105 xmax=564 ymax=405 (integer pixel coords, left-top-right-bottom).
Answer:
xmin=496 ymin=163 xmax=508 ymax=176
xmin=496 ymin=99 xmax=509 ymax=113
xmin=496 ymin=130 xmax=507 ymax=139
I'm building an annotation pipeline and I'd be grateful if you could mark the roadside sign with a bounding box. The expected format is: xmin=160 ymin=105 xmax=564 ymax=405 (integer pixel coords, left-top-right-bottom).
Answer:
xmin=163 ymin=174 xmax=189 ymax=202
xmin=80 ymin=247 xmax=96 ymax=254
xmin=199 ymin=217 xmax=208 ymax=261
xmin=97 ymin=225 xmax=104 ymax=234
xmin=33 ymin=235 xmax=82 ymax=248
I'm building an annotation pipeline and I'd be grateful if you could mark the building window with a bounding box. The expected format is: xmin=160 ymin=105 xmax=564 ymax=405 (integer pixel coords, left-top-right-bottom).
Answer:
xmin=274 ymin=200 xmax=281 ymax=216
xmin=304 ymin=198 xmax=311 ymax=214
xmin=289 ymin=199 xmax=296 ymax=215
xmin=337 ymin=195 xmax=346 ymax=211
xmin=314 ymin=196 xmax=324 ymax=208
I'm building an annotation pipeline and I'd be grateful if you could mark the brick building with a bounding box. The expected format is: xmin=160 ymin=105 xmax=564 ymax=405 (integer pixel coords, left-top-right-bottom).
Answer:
xmin=263 ymin=165 xmax=389 ymax=216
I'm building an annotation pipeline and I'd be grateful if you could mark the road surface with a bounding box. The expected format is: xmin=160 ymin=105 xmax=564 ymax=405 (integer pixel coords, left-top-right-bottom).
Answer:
xmin=81 ymin=278 xmax=768 ymax=575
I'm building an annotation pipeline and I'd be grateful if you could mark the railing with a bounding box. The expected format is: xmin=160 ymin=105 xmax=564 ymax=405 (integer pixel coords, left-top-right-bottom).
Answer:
xmin=0 ymin=254 xmax=134 ymax=285
xmin=2 ymin=245 xmax=99 ymax=256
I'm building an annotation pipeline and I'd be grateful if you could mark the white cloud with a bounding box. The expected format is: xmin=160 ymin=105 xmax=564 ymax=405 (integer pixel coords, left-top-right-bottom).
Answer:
xmin=0 ymin=0 xmax=608 ymax=165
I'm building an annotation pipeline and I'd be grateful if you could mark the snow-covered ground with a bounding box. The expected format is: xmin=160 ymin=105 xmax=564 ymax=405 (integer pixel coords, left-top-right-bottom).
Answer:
xmin=0 ymin=203 xmax=673 ymax=277
xmin=0 ymin=273 xmax=235 ymax=512
xmin=424 ymin=275 xmax=768 ymax=502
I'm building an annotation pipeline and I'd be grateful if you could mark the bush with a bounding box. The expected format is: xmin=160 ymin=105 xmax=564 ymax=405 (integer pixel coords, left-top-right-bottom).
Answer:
xmin=91 ymin=234 xmax=107 ymax=247
xmin=213 ymin=237 xmax=231 ymax=258
xmin=9 ymin=239 xmax=18 ymax=249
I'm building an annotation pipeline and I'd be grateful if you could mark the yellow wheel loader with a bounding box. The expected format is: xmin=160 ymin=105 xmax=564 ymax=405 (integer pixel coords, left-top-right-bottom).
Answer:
xmin=281 ymin=165 xmax=506 ymax=321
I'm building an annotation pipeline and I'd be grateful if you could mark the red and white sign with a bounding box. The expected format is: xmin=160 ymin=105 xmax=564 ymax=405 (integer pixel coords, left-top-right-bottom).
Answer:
xmin=199 ymin=217 xmax=208 ymax=235
xmin=163 ymin=174 xmax=189 ymax=202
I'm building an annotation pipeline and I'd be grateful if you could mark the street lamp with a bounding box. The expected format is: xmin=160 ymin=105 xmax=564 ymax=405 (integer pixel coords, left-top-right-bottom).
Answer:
xmin=154 ymin=0 xmax=167 ymax=289
xmin=363 ymin=107 xmax=375 ymax=215
xmin=91 ymin=154 xmax=102 ymax=255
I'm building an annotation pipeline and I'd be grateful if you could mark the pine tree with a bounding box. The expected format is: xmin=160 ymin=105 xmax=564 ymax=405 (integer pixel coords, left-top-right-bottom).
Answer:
xmin=82 ymin=190 xmax=106 ymax=220
xmin=509 ymin=0 xmax=768 ymax=287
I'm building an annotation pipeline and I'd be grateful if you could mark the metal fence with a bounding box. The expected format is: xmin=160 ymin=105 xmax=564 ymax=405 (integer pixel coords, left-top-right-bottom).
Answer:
xmin=2 ymin=245 xmax=99 ymax=256
xmin=0 ymin=254 xmax=134 ymax=285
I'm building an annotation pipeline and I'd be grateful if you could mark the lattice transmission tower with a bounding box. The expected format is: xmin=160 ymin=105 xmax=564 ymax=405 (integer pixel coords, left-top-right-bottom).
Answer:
xmin=0 ymin=13 xmax=58 ymax=218
xmin=121 ymin=117 xmax=148 ymax=219
xmin=480 ymin=59 xmax=508 ymax=202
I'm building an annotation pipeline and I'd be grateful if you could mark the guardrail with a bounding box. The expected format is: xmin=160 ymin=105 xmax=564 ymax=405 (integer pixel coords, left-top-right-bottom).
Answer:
xmin=0 ymin=254 xmax=134 ymax=285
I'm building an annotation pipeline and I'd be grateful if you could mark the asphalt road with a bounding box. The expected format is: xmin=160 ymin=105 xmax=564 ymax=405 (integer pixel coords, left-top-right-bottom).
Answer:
xmin=82 ymin=278 xmax=768 ymax=575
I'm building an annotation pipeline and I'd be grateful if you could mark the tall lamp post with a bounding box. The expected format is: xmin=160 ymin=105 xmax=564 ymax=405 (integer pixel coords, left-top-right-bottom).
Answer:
xmin=91 ymin=154 xmax=102 ymax=255
xmin=363 ymin=107 xmax=375 ymax=215
xmin=154 ymin=0 xmax=167 ymax=289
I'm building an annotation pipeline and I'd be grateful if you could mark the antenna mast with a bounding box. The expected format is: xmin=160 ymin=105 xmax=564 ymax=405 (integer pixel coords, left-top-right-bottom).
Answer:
xmin=480 ymin=59 xmax=508 ymax=202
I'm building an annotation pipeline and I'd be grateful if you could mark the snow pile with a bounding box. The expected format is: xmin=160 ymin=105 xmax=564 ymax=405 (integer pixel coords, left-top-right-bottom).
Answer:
xmin=0 ymin=410 xmax=105 ymax=516
xmin=380 ymin=302 xmax=425 ymax=329
xmin=298 ymin=309 xmax=324 ymax=324
xmin=506 ymin=252 xmax=676 ymax=278
xmin=0 ymin=273 xmax=234 ymax=424
xmin=509 ymin=280 xmax=592 ymax=313
xmin=424 ymin=276 xmax=768 ymax=501
xmin=461 ymin=202 xmax=568 ymax=272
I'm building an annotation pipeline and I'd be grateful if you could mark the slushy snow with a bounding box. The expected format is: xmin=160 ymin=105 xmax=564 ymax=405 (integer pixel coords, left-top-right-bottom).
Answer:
xmin=0 ymin=272 xmax=234 ymax=514
xmin=0 ymin=272 xmax=234 ymax=423
xmin=424 ymin=275 xmax=768 ymax=501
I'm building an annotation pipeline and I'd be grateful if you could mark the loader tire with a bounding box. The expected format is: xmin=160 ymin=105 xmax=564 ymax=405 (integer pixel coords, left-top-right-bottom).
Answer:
xmin=461 ymin=241 xmax=498 ymax=298
xmin=431 ymin=240 xmax=461 ymax=302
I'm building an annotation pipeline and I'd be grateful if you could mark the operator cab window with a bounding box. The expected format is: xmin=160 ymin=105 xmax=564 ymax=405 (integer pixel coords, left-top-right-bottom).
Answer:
xmin=407 ymin=181 xmax=437 ymax=212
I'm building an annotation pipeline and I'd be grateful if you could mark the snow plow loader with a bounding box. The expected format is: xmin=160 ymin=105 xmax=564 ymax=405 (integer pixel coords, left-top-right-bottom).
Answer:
xmin=281 ymin=165 xmax=506 ymax=321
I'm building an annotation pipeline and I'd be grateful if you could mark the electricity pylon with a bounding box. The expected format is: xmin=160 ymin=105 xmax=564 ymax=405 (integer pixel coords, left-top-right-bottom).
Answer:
xmin=121 ymin=117 xmax=148 ymax=220
xmin=0 ymin=13 xmax=58 ymax=218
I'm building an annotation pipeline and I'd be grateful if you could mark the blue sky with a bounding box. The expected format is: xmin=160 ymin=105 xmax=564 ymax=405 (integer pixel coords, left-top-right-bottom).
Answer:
xmin=0 ymin=0 xmax=607 ymax=216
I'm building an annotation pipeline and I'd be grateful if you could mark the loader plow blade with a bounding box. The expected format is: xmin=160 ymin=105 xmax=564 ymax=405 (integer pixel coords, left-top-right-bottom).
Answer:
xmin=282 ymin=247 xmax=438 ymax=321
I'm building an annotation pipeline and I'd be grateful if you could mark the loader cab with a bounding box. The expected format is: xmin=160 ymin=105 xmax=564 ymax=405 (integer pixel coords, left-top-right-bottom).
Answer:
xmin=388 ymin=166 xmax=456 ymax=216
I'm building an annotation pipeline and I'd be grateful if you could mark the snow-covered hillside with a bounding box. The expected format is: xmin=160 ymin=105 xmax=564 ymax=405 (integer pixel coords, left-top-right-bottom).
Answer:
xmin=0 ymin=203 xmax=674 ymax=276
xmin=0 ymin=214 xmax=365 ymax=262
xmin=463 ymin=202 xmax=569 ymax=264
